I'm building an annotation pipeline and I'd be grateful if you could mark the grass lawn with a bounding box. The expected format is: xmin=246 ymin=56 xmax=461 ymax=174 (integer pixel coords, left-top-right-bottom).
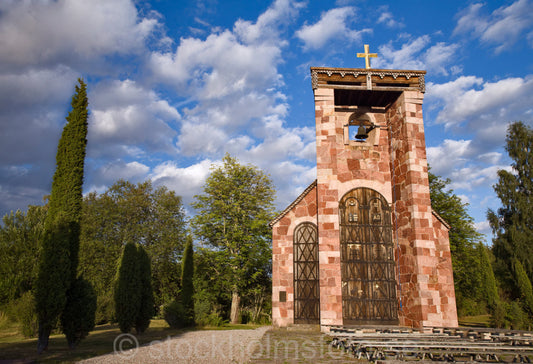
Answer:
xmin=458 ymin=314 xmax=491 ymax=328
xmin=0 ymin=319 xmax=263 ymax=363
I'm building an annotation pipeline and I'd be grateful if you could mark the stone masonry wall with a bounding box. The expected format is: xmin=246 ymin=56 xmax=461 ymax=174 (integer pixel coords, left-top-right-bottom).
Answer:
xmin=272 ymin=80 xmax=458 ymax=329
xmin=387 ymin=91 xmax=458 ymax=328
xmin=314 ymin=87 xmax=395 ymax=326
xmin=271 ymin=184 xmax=317 ymax=327
xmin=432 ymin=213 xmax=459 ymax=326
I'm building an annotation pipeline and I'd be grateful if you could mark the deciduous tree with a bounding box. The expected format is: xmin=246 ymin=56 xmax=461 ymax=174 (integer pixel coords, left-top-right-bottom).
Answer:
xmin=0 ymin=205 xmax=46 ymax=305
xmin=79 ymin=180 xmax=186 ymax=322
xmin=488 ymin=122 xmax=533 ymax=297
xmin=191 ymin=154 xmax=275 ymax=324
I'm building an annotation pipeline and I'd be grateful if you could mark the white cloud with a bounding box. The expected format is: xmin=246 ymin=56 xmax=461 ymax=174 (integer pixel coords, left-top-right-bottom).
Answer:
xmin=295 ymin=7 xmax=370 ymax=50
xmin=475 ymin=220 xmax=491 ymax=237
xmin=477 ymin=152 xmax=502 ymax=165
xmin=454 ymin=0 xmax=533 ymax=53
xmin=449 ymin=165 xmax=508 ymax=191
xmin=375 ymin=36 xmax=458 ymax=75
xmin=376 ymin=36 xmax=429 ymax=70
xmin=148 ymin=0 xmax=305 ymax=101
xmin=177 ymin=122 xmax=231 ymax=156
xmin=0 ymin=0 xmax=159 ymax=70
xmin=149 ymin=30 xmax=282 ymax=100
xmin=234 ymin=0 xmax=304 ymax=45
xmin=89 ymin=79 xmax=180 ymax=157
xmin=150 ymin=159 xmax=215 ymax=206
xmin=377 ymin=6 xmax=404 ymax=28
xmin=95 ymin=160 xmax=150 ymax=184
xmin=427 ymin=139 xmax=473 ymax=176
xmin=426 ymin=76 xmax=533 ymax=140
xmin=454 ymin=3 xmax=487 ymax=36
xmin=0 ymin=66 xmax=79 ymax=171
xmin=424 ymin=43 xmax=460 ymax=76
xmin=176 ymin=90 xmax=289 ymax=156
xmin=457 ymin=194 xmax=470 ymax=204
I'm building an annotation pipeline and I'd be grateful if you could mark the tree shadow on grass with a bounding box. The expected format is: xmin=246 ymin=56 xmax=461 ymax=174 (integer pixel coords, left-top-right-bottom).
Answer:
xmin=0 ymin=320 xmax=190 ymax=363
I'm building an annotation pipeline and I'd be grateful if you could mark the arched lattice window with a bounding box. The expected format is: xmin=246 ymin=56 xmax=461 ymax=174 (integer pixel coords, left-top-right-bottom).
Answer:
xmin=339 ymin=188 xmax=398 ymax=324
xmin=293 ymin=222 xmax=320 ymax=324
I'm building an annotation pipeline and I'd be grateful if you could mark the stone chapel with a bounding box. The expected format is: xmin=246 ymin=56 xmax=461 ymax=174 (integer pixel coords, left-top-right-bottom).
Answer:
xmin=270 ymin=49 xmax=458 ymax=330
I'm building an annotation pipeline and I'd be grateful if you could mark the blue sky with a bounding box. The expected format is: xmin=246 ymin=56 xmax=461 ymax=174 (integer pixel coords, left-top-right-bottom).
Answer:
xmin=1 ymin=0 xmax=532 ymax=241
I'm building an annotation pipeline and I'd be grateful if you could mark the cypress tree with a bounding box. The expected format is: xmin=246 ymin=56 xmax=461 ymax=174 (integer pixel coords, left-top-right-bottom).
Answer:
xmin=35 ymin=79 xmax=89 ymax=353
xmin=181 ymin=236 xmax=194 ymax=326
xmin=135 ymin=245 xmax=154 ymax=334
xmin=514 ymin=259 xmax=533 ymax=315
xmin=477 ymin=243 xmax=499 ymax=311
xmin=114 ymin=242 xmax=141 ymax=333
xmin=60 ymin=277 xmax=97 ymax=348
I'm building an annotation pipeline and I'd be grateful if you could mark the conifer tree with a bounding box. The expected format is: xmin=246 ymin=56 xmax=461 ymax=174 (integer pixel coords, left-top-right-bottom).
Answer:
xmin=60 ymin=277 xmax=97 ymax=348
xmin=514 ymin=259 xmax=533 ymax=315
xmin=135 ymin=245 xmax=154 ymax=334
xmin=477 ymin=243 xmax=499 ymax=311
xmin=181 ymin=236 xmax=194 ymax=326
xmin=35 ymin=79 xmax=89 ymax=353
xmin=114 ymin=242 xmax=141 ymax=333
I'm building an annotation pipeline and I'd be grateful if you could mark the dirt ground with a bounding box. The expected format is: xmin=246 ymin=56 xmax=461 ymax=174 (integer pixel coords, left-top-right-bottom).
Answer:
xmin=76 ymin=326 xmax=358 ymax=364
xmin=249 ymin=328 xmax=359 ymax=363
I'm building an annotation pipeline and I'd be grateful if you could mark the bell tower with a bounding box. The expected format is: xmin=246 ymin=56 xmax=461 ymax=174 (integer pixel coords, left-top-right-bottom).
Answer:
xmin=271 ymin=46 xmax=458 ymax=329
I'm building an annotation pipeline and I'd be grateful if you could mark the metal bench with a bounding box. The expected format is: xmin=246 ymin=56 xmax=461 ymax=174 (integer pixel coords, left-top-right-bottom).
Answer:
xmin=330 ymin=328 xmax=533 ymax=362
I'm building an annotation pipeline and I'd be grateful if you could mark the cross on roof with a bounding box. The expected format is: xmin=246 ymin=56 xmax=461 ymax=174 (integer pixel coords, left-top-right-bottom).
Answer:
xmin=357 ymin=44 xmax=378 ymax=69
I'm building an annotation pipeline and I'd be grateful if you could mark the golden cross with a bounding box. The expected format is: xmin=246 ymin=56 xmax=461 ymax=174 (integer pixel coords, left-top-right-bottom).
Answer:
xmin=357 ymin=44 xmax=378 ymax=69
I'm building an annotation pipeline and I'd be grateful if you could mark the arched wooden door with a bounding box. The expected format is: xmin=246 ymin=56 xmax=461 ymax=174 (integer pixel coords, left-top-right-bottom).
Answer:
xmin=339 ymin=188 xmax=398 ymax=324
xmin=293 ymin=222 xmax=320 ymax=324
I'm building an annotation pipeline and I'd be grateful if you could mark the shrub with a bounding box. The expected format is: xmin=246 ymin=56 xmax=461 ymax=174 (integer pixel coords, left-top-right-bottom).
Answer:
xmin=0 ymin=310 xmax=9 ymax=330
xmin=60 ymin=277 xmax=96 ymax=348
xmin=95 ymin=293 xmax=115 ymax=325
xmin=193 ymin=288 xmax=214 ymax=326
xmin=206 ymin=308 xmax=226 ymax=327
xmin=490 ymin=301 xmax=508 ymax=329
xmin=162 ymin=300 xmax=186 ymax=328
xmin=13 ymin=291 xmax=38 ymax=337
xmin=457 ymin=297 xmax=486 ymax=317
xmin=506 ymin=301 xmax=527 ymax=330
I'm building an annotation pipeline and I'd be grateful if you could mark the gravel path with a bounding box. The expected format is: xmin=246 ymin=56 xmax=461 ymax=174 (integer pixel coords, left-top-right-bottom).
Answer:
xmin=78 ymin=326 xmax=270 ymax=364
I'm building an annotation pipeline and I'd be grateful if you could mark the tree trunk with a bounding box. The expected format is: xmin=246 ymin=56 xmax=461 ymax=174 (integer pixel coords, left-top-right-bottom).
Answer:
xmin=37 ymin=321 xmax=51 ymax=354
xmin=252 ymin=294 xmax=264 ymax=323
xmin=230 ymin=290 xmax=241 ymax=324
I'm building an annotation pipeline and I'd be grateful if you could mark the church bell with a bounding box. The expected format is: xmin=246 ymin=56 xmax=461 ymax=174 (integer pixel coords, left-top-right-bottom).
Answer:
xmin=355 ymin=125 xmax=368 ymax=140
